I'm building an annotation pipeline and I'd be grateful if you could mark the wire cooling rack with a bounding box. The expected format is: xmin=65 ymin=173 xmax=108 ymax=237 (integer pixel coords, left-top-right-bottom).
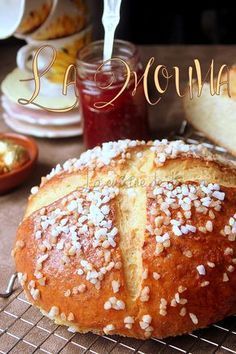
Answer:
xmin=1 ymin=122 xmax=236 ymax=354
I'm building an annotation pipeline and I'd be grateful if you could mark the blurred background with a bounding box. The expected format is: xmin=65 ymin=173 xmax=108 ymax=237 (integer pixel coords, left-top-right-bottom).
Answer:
xmin=2 ymin=4 xmax=236 ymax=47
xmin=0 ymin=0 xmax=236 ymax=141
xmin=0 ymin=1 xmax=235 ymax=140
xmin=90 ymin=3 xmax=235 ymax=44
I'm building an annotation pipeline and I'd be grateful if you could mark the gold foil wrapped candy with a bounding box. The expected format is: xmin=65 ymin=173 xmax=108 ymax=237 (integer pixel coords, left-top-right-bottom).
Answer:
xmin=0 ymin=139 xmax=30 ymax=175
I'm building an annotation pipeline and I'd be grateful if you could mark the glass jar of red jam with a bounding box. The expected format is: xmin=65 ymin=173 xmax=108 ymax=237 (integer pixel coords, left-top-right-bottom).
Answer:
xmin=76 ymin=40 xmax=149 ymax=149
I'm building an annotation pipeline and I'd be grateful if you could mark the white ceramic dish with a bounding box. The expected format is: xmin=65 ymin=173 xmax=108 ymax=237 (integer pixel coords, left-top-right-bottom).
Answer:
xmin=3 ymin=113 xmax=83 ymax=138
xmin=0 ymin=0 xmax=53 ymax=39
xmin=16 ymin=25 xmax=92 ymax=73
xmin=1 ymin=95 xmax=81 ymax=126
xmin=1 ymin=68 xmax=77 ymax=111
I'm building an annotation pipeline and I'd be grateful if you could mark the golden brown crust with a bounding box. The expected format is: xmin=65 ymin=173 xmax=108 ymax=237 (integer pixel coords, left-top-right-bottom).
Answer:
xmin=18 ymin=2 xmax=52 ymax=34
xmin=13 ymin=140 xmax=236 ymax=339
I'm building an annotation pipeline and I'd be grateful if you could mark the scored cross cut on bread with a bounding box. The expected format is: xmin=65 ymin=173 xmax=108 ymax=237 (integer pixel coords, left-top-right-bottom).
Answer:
xmin=13 ymin=139 xmax=236 ymax=339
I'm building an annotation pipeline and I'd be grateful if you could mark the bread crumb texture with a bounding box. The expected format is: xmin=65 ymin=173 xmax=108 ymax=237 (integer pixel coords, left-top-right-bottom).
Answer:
xmin=14 ymin=140 xmax=236 ymax=339
xmin=183 ymin=66 xmax=236 ymax=156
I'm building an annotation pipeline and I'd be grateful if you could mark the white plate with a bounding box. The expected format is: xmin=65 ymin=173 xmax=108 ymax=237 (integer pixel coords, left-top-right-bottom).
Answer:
xmin=1 ymin=67 xmax=77 ymax=111
xmin=1 ymin=95 xmax=81 ymax=126
xmin=3 ymin=113 xmax=83 ymax=138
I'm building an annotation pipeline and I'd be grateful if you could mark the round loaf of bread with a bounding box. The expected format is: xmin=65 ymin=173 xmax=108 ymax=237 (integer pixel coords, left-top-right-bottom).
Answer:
xmin=13 ymin=139 xmax=236 ymax=339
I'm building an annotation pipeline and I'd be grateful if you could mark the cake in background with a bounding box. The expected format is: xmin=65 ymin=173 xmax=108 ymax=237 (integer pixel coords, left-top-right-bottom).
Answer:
xmin=183 ymin=65 xmax=236 ymax=156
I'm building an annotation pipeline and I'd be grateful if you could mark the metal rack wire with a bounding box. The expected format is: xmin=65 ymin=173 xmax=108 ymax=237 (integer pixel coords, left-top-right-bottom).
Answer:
xmin=1 ymin=122 xmax=236 ymax=354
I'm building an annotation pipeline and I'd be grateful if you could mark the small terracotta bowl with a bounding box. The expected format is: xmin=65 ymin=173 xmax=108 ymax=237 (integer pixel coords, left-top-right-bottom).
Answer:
xmin=0 ymin=133 xmax=38 ymax=194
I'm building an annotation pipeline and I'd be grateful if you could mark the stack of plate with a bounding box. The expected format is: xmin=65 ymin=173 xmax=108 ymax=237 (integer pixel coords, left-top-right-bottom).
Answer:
xmin=1 ymin=68 xmax=82 ymax=138
xmin=0 ymin=0 xmax=90 ymax=138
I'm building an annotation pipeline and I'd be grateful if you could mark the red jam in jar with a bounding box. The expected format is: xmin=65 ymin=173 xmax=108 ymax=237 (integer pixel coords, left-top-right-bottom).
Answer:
xmin=76 ymin=40 xmax=149 ymax=149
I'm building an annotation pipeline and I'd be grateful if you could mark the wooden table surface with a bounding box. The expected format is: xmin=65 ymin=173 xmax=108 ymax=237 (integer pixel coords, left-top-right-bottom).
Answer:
xmin=1 ymin=43 xmax=236 ymax=292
